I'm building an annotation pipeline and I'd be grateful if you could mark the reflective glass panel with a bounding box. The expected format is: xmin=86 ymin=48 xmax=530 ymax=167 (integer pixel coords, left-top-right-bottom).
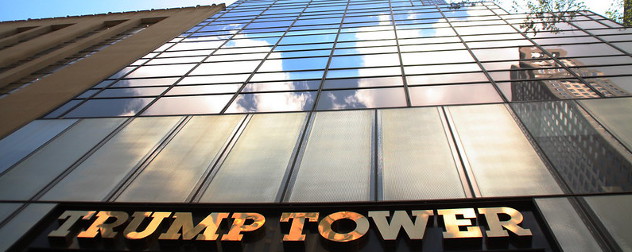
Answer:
xmin=117 ymin=115 xmax=244 ymax=202
xmin=580 ymin=98 xmax=632 ymax=151
xmin=316 ymin=87 xmax=406 ymax=110
xmin=201 ymin=113 xmax=307 ymax=202
xmin=401 ymin=50 xmax=475 ymax=65
xmin=190 ymin=61 xmax=260 ymax=75
xmin=40 ymin=117 xmax=181 ymax=201
xmin=446 ymin=104 xmax=563 ymax=196
xmin=258 ymin=57 xmax=328 ymax=71
xmin=225 ymin=91 xmax=316 ymax=113
xmin=142 ymin=95 xmax=233 ymax=115
xmin=112 ymin=78 xmax=179 ymax=88
xmin=323 ymin=77 xmax=403 ymax=89
xmin=242 ymin=80 xmax=320 ymax=92
xmin=0 ymin=204 xmax=56 ymax=252
xmin=0 ymin=120 xmax=76 ymax=173
xmin=95 ymin=87 xmax=167 ymax=98
xmin=125 ymin=64 xmax=196 ymax=78
xmin=409 ymin=84 xmax=503 ymax=106
xmin=0 ymin=119 xmax=125 ymax=200
xmin=64 ymin=98 xmax=153 ymax=117
xmin=329 ymin=54 xmax=400 ymax=68
xmin=288 ymin=110 xmax=373 ymax=202
xmin=166 ymin=84 xmax=242 ymax=95
xmin=381 ymin=108 xmax=466 ymax=200
xmin=407 ymin=72 xmax=489 ymax=85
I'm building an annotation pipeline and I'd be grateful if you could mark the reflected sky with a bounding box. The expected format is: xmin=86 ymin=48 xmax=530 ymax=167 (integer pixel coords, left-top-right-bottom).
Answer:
xmin=65 ymin=98 xmax=153 ymax=117
xmin=316 ymin=88 xmax=406 ymax=110
xmin=142 ymin=95 xmax=232 ymax=115
xmin=409 ymin=84 xmax=503 ymax=106
xmin=226 ymin=91 xmax=316 ymax=113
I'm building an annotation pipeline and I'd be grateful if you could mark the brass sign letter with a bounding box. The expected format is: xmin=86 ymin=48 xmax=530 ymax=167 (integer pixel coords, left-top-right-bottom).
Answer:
xmin=478 ymin=207 xmax=532 ymax=237
xmin=369 ymin=210 xmax=433 ymax=240
xmin=280 ymin=212 xmax=319 ymax=242
xmin=221 ymin=212 xmax=266 ymax=241
xmin=437 ymin=208 xmax=482 ymax=239
xmin=49 ymin=211 xmax=96 ymax=238
xmin=124 ymin=212 xmax=171 ymax=240
xmin=77 ymin=211 xmax=129 ymax=239
xmin=159 ymin=212 xmax=229 ymax=241
xmin=318 ymin=211 xmax=369 ymax=242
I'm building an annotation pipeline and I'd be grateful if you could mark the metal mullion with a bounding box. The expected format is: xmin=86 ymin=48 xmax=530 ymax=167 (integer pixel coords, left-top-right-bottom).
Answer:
xmin=218 ymin=0 xmax=313 ymax=114
xmin=310 ymin=0 xmax=351 ymax=113
xmin=437 ymin=5 xmax=510 ymax=104
xmin=389 ymin=0 xmax=412 ymax=107
xmin=489 ymin=6 xmax=608 ymax=97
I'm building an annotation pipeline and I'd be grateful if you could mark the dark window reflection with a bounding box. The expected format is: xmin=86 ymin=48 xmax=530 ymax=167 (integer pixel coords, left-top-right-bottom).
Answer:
xmin=225 ymin=91 xmax=316 ymax=113
xmin=511 ymin=101 xmax=632 ymax=193
xmin=65 ymin=98 xmax=153 ymax=117
xmin=316 ymin=88 xmax=406 ymax=110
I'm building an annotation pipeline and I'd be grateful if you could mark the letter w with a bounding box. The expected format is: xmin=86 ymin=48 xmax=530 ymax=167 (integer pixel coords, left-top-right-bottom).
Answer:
xmin=368 ymin=210 xmax=433 ymax=240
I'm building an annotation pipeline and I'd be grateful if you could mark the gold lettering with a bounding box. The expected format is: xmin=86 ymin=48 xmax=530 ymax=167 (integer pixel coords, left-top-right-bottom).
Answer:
xmin=221 ymin=212 xmax=265 ymax=241
xmin=77 ymin=211 xmax=129 ymax=239
xmin=279 ymin=212 xmax=319 ymax=242
xmin=124 ymin=212 xmax=171 ymax=240
xmin=159 ymin=212 xmax=229 ymax=241
xmin=369 ymin=210 xmax=433 ymax=240
xmin=48 ymin=211 xmax=95 ymax=238
xmin=437 ymin=208 xmax=482 ymax=239
xmin=478 ymin=207 xmax=532 ymax=237
xmin=318 ymin=211 xmax=369 ymax=242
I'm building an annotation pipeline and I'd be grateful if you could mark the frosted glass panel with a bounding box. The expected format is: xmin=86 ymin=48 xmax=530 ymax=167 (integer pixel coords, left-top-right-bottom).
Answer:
xmin=288 ymin=110 xmax=373 ymax=202
xmin=0 ymin=120 xmax=76 ymax=173
xmin=447 ymin=104 xmax=563 ymax=196
xmin=0 ymin=204 xmax=56 ymax=252
xmin=381 ymin=108 xmax=465 ymax=200
xmin=117 ymin=115 xmax=244 ymax=202
xmin=0 ymin=118 xmax=125 ymax=200
xmin=580 ymin=98 xmax=632 ymax=151
xmin=201 ymin=113 xmax=307 ymax=203
xmin=585 ymin=194 xmax=632 ymax=251
xmin=41 ymin=117 xmax=181 ymax=201
xmin=536 ymin=198 xmax=602 ymax=252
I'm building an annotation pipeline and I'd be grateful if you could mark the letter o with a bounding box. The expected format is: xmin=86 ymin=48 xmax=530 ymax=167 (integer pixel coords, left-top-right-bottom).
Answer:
xmin=318 ymin=211 xmax=369 ymax=242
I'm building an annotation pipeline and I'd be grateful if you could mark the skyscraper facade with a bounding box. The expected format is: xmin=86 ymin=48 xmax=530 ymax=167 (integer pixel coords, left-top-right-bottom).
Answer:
xmin=2 ymin=0 xmax=632 ymax=251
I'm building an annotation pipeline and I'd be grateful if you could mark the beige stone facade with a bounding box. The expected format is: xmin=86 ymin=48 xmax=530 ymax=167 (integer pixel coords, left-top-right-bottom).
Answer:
xmin=0 ymin=5 xmax=224 ymax=138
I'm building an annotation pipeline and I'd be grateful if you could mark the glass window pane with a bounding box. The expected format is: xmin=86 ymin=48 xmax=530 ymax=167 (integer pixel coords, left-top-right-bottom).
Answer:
xmin=166 ymin=84 xmax=242 ymax=95
xmin=225 ymin=91 xmax=316 ymax=113
xmin=585 ymin=194 xmax=632 ymax=251
xmin=201 ymin=113 xmax=307 ymax=202
xmin=323 ymin=76 xmax=403 ymax=89
xmin=117 ymin=115 xmax=244 ymax=202
xmin=142 ymin=95 xmax=233 ymax=116
xmin=326 ymin=67 xmax=401 ymax=78
xmin=288 ymin=110 xmax=373 ymax=202
xmin=242 ymin=80 xmax=320 ymax=92
xmin=317 ymin=87 xmax=407 ymax=110
xmin=40 ymin=117 xmax=182 ymax=201
xmin=580 ymin=98 xmax=632 ymax=151
xmin=190 ymin=61 xmax=261 ymax=75
xmin=535 ymin=198 xmax=602 ymax=252
xmin=0 ymin=119 xmax=125 ymax=200
xmin=95 ymin=87 xmax=167 ymax=98
xmin=329 ymin=54 xmax=400 ymax=68
xmin=65 ymin=98 xmax=153 ymax=117
xmin=250 ymin=70 xmax=324 ymax=82
xmin=0 ymin=203 xmax=21 ymax=223
xmin=0 ymin=120 xmax=77 ymax=173
xmin=381 ymin=108 xmax=466 ymax=200
xmin=401 ymin=50 xmax=474 ymax=65
xmin=406 ymin=72 xmax=489 ymax=85
xmin=446 ymin=104 xmax=563 ymax=197
xmin=125 ymin=64 xmax=196 ymax=78
xmin=0 ymin=204 xmax=56 ymax=252
xmin=112 ymin=78 xmax=179 ymax=88
xmin=258 ymin=57 xmax=328 ymax=71
xmin=409 ymin=84 xmax=503 ymax=106
xmin=180 ymin=74 xmax=250 ymax=85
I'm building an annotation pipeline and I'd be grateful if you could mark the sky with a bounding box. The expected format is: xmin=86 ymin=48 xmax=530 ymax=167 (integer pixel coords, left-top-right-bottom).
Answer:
xmin=0 ymin=0 xmax=619 ymax=22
